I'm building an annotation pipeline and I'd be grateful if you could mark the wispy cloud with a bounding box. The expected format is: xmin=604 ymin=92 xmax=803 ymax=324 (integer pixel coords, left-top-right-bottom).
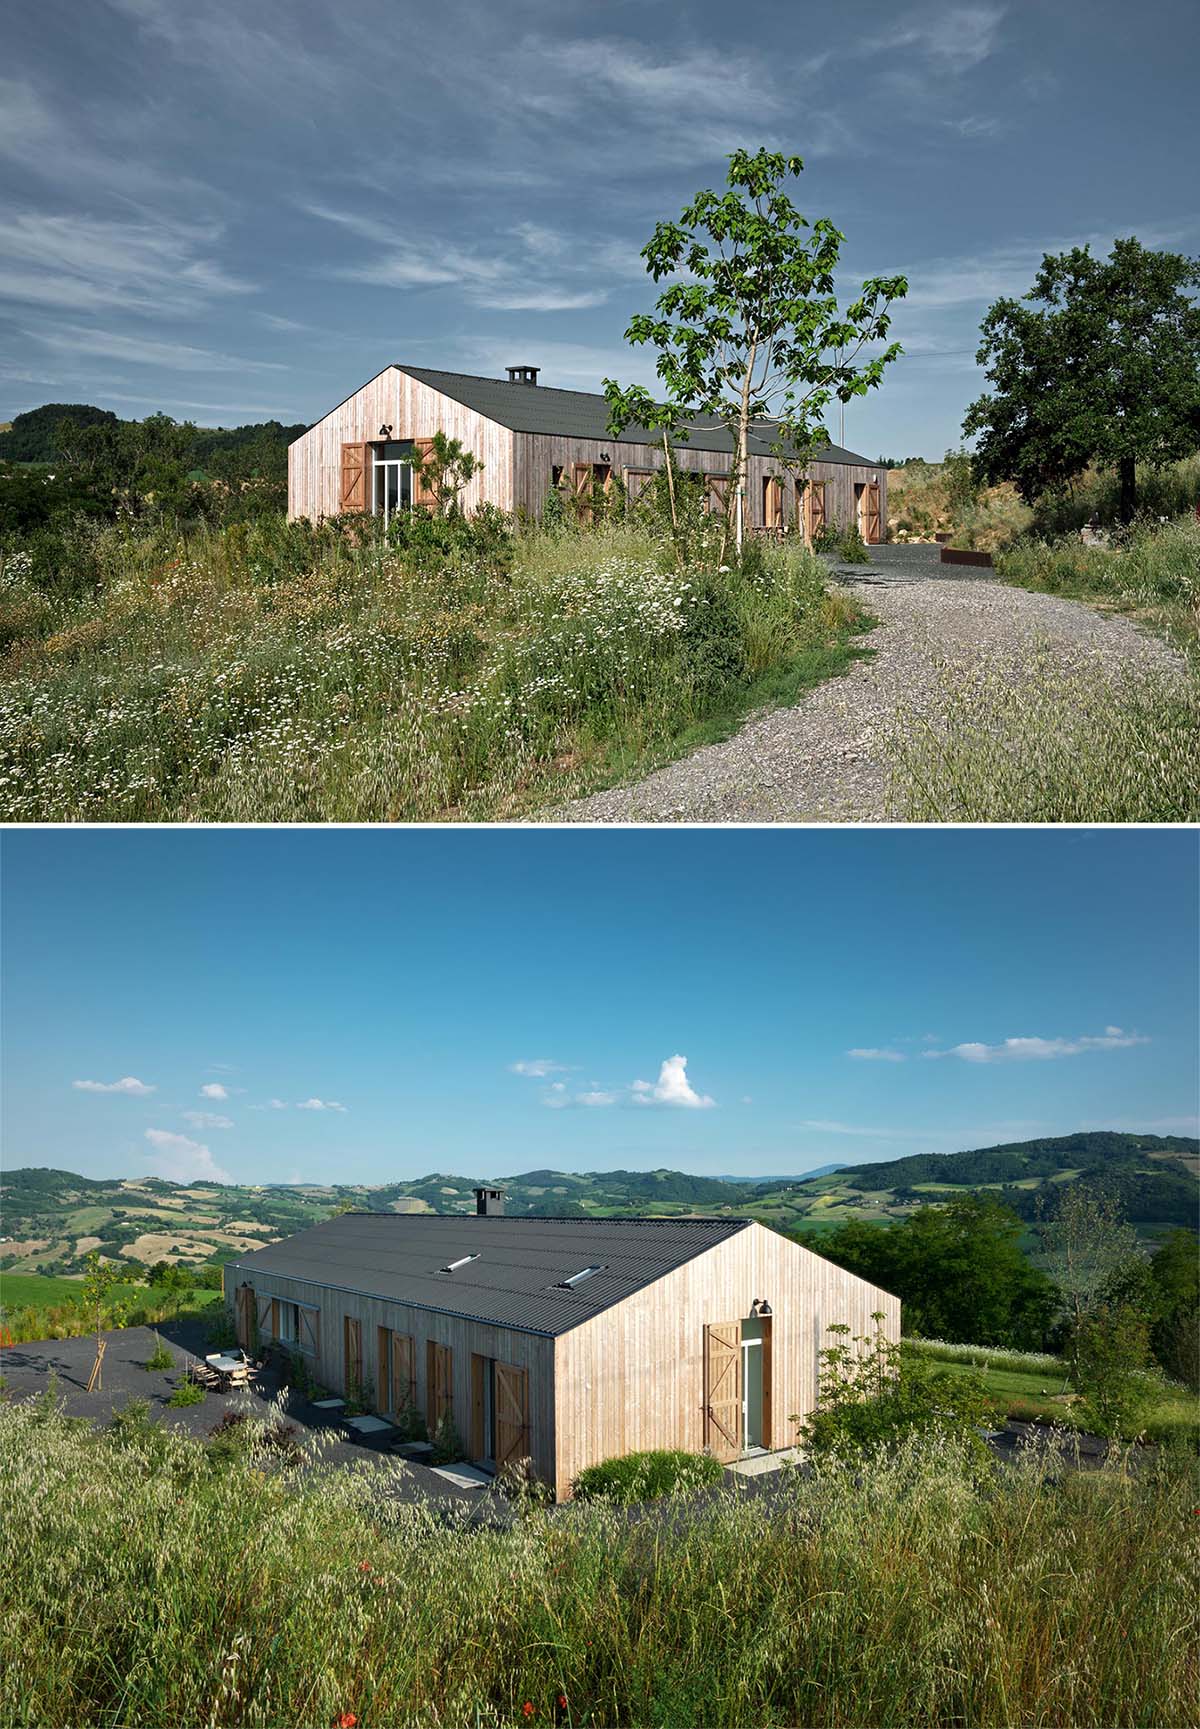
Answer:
xmin=510 ymin=1059 xmax=570 ymax=1078
xmin=144 ymin=1127 xmax=231 ymax=1184
xmin=182 ymin=1110 xmax=233 ymax=1130
xmin=26 ymin=325 xmax=285 ymax=374
xmin=879 ymin=5 xmax=1006 ymax=73
xmin=535 ymin=1053 xmax=716 ymax=1110
xmin=296 ymin=1097 xmax=347 ymax=1112
xmin=923 ymin=1027 xmax=1150 ymax=1063
xmin=847 ymin=1047 xmax=906 ymax=1062
xmin=73 ymin=1076 xmax=155 ymax=1095
xmin=200 ymin=1082 xmax=229 ymax=1100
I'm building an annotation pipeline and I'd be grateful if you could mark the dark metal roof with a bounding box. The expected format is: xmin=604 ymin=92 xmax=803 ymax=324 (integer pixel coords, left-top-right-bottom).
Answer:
xmin=395 ymin=364 xmax=876 ymax=467
xmin=232 ymin=1212 xmax=752 ymax=1336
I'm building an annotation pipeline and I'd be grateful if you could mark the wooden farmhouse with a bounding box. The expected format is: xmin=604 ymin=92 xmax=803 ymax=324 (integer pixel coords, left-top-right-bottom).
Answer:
xmin=287 ymin=363 xmax=886 ymax=543
xmin=225 ymin=1187 xmax=899 ymax=1499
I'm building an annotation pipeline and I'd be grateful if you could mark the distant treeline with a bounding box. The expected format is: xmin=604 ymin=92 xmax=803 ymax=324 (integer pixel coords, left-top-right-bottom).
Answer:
xmin=0 ymin=402 xmax=307 ymax=466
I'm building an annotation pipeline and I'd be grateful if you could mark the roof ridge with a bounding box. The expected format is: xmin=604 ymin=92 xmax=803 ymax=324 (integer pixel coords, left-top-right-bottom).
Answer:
xmin=339 ymin=1211 xmax=748 ymax=1225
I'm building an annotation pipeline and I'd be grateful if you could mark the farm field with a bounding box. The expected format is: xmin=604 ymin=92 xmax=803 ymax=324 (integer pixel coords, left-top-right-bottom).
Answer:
xmin=4 ymin=1131 xmax=1195 ymax=1281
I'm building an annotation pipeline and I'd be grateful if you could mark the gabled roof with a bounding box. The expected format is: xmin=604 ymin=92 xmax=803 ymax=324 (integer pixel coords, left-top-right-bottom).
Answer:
xmin=233 ymin=1212 xmax=752 ymax=1336
xmin=395 ymin=364 xmax=875 ymax=467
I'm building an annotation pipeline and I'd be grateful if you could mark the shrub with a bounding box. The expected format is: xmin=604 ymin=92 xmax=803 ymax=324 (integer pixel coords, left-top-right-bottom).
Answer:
xmin=572 ymin=1448 xmax=725 ymax=1503
xmin=143 ymin=1331 xmax=173 ymax=1371
xmin=166 ymin=1379 xmax=206 ymax=1408
xmin=428 ymin=1411 xmax=465 ymax=1465
xmin=798 ymin=1316 xmax=992 ymax=1461
xmin=1073 ymin=1304 xmax=1161 ymax=1439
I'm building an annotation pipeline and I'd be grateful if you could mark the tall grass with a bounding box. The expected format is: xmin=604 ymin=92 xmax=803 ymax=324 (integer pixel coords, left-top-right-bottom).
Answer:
xmin=0 ymin=1284 xmax=222 ymax=1345
xmin=0 ymin=515 xmax=861 ymax=821
xmin=0 ymin=1399 xmax=1194 ymax=1728
xmin=889 ymin=647 xmax=1199 ymax=822
xmin=997 ymin=514 xmax=1200 ymax=649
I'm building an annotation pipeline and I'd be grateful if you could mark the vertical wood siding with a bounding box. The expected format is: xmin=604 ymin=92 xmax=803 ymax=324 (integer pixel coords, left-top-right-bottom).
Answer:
xmin=225 ymin=1266 xmax=556 ymax=1484
xmin=288 ymin=368 xmax=515 ymax=521
xmin=551 ymin=1222 xmax=899 ymax=1499
xmin=289 ymin=367 xmax=887 ymax=540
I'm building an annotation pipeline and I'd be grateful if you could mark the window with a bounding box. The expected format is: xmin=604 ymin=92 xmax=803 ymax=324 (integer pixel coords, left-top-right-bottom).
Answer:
xmin=273 ymin=1300 xmax=317 ymax=1354
xmin=556 ymin=1264 xmax=605 ymax=1289
xmin=439 ymin=1253 xmax=481 ymax=1274
xmin=372 ymin=440 xmax=415 ymax=525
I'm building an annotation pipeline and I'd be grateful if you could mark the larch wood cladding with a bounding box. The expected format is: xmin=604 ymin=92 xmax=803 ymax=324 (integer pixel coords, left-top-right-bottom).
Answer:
xmin=227 ymin=1218 xmax=898 ymax=1500
xmin=226 ymin=1264 xmax=556 ymax=1483
xmin=550 ymin=1221 xmax=899 ymax=1499
xmin=289 ymin=365 xmax=886 ymax=540
xmin=288 ymin=368 xmax=514 ymax=521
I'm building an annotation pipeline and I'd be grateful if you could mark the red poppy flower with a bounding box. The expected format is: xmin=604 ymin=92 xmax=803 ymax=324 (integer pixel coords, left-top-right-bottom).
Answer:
xmin=522 ymin=1704 xmax=536 ymax=1719
xmin=557 ymin=1697 xmax=568 ymax=1711
xmin=358 ymin=1561 xmax=372 ymax=1573
xmin=334 ymin=1714 xmax=358 ymax=1728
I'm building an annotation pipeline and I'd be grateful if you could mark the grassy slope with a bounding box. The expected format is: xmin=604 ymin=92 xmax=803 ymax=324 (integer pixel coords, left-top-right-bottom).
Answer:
xmin=0 ymin=518 xmax=865 ymax=823
xmin=1 ymin=1402 xmax=1194 ymax=1729
xmin=912 ymin=1350 xmax=1199 ymax=1444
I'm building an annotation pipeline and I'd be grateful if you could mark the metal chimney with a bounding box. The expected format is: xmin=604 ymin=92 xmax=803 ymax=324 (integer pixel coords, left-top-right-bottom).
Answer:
xmin=506 ymin=365 xmax=539 ymax=386
xmin=475 ymin=1186 xmax=506 ymax=1216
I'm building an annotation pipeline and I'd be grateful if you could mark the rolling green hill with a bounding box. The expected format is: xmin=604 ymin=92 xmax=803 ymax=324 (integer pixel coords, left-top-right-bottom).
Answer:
xmin=1 ymin=1133 xmax=1194 ymax=1279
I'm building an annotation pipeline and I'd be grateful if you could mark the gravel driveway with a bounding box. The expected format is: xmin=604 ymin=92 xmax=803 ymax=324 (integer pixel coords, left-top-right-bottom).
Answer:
xmin=551 ymin=547 xmax=1185 ymax=823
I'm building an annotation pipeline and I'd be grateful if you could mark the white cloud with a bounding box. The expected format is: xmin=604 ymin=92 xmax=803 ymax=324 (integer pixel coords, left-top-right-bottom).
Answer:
xmin=26 ymin=324 xmax=284 ymax=374
xmin=847 ymin=1047 xmax=906 ymax=1062
xmin=296 ymin=1097 xmax=347 ymax=1112
xmin=510 ymin=1059 xmax=569 ymax=1078
xmin=73 ymin=1076 xmax=155 ymax=1095
xmin=879 ymin=5 xmax=1005 ymax=73
xmin=182 ymin=1110 xmax=233 ymax=1130
xmin=632 ymin=1054 xmax=715 ymax=1110
xmin=144 ymin=1127 xmax=231 ymax=1185
xmin=200 ymin=1082 xmax=229 ymax=1100
xmin=923 ymin=1028 xmax=1150 ymax=1063
xmin=268 ymin=1098 xmax=288 ymax=1110
xmin=577 ymin=1091 xmax=618 ymax=1108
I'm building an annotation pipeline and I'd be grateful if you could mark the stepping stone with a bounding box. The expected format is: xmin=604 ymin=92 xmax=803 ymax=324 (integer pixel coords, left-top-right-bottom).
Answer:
xmin=345 ymin=1415 xmax=392 ymax=1435
xmin=429 ymin=1462 xmax=492 ymax=1491
xmin=393 ymin=1440 xmax=434 ymax=1458
xmin=313 ymin=1397 xmax=346 ymax=1410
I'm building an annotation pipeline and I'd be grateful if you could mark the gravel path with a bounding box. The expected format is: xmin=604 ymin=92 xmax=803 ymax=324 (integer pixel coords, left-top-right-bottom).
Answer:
xmin=551 ymin=549 xmax=1185 ymax=824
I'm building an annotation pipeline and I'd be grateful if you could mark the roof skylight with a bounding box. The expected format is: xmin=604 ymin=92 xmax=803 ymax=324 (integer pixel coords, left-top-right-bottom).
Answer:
xmin=555 ymin=1264 xmax=606 ymax=1290
xmin=439 ymin=1253 xmax=481 ymax=1274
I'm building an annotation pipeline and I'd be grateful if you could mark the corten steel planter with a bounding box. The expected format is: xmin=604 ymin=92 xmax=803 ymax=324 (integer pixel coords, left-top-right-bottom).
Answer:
xmin=940 ymin=546 xmax=994 ymax=568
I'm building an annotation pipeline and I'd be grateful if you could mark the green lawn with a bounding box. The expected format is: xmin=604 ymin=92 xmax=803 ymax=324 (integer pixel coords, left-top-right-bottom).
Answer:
xmin=1 ymin=1272 xmax=222 ymax=1316
xmin=925 ymin=1351 xmax=1199 ymax=1443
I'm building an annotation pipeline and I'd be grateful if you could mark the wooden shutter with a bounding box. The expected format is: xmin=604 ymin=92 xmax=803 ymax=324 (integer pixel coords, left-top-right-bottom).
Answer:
xmin=344 ymin=1316 xmax=362 ymax=1394
xmin=255 ymin=1292 xmax=273 ymax=1335
xmin=764 ymin=477 xmax=783 ymax=531
xmin=865 ymin=483 xmax=881 ymax=543
xmin=471 ymin=1354 xmax=486 ymax=1459
xmin=391 ymin=1332 xmax=415 ymax=1410
xmin=299 ymin=1305 xmax=320 ymax=1358
xmin=703 ymin=1322 xmax=742 ymax=1462
xmin=411 ymin=438 xmax=437 ymax=511
xmin=705 ymin=473 xmax=730 ymax=516
xmin=808 ymin=481 xmax=826 ymax=539
xmin=761 ymin=1318 xmax=773 ymax=1449
xmin=235 ymin=1283 xmax=254 ymax=1351
xmin=377 ymin=1326 xmax=390 ymax=1406
xmin=571 ymin=462 xmax=594 ymax=524
xmin=624 ymin=468 xmax=652 ymax=505
xmin=270 ymin=1298 xmax=280 ymax=1341
xmin=495 ymin=1362 xmax=530 ymax=1470
xmin=339 ymin=443 xmax=369 ymax=513
xmin=427 ymin=1340 xmax=452 ymax=1427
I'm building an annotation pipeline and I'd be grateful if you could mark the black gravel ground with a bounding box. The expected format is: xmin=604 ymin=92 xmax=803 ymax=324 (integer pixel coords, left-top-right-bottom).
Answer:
xmin=1 ymin=1323 xmax=491 ymax=1514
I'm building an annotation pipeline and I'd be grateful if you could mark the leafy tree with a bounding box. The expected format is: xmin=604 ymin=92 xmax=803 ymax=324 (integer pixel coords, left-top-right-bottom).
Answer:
xmin=963 ymin=238 xmax=1200 ymax=522
xmin=417 ymin=431 xmax=483 ymax=517
xmin=81 ymin=1251 xmax=124 ymax=1382
xmin=1034 ymin=1184 xmax=1144 ymax=1380
xmin=813 ymin=1195 xmax=1057 ymax=1349
xmin=1073 ymin=1303 xmax=1158 ymax=1438
xmin=604 ymin=147 xmax=906 ymax=557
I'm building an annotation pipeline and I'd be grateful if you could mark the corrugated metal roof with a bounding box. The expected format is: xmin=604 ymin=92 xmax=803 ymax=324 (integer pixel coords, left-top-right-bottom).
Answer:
xmin=395 ymin=365 xmax=876 ymax=468
xmin=232 ymin=1213 xmax=752 ymax=1336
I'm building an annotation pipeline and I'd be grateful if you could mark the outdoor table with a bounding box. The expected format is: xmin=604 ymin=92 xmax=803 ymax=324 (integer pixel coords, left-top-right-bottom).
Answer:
xmin=209 ymin=1354 xmax=249 ymax=1389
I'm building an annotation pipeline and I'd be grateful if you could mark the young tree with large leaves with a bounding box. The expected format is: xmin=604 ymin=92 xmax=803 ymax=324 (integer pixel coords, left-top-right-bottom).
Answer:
xmin=963 ymin=237 xmax=1200 ymax=523
xmin=604 ymin=148 xmax=907 ymax=557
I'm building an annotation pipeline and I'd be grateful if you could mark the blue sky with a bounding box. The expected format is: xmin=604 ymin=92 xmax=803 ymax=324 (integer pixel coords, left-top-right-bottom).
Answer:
xmin=3 ymin=828 xmax=1196 ymax=1187
xmin=2 ymin=0 xmax=1196 ymax=457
